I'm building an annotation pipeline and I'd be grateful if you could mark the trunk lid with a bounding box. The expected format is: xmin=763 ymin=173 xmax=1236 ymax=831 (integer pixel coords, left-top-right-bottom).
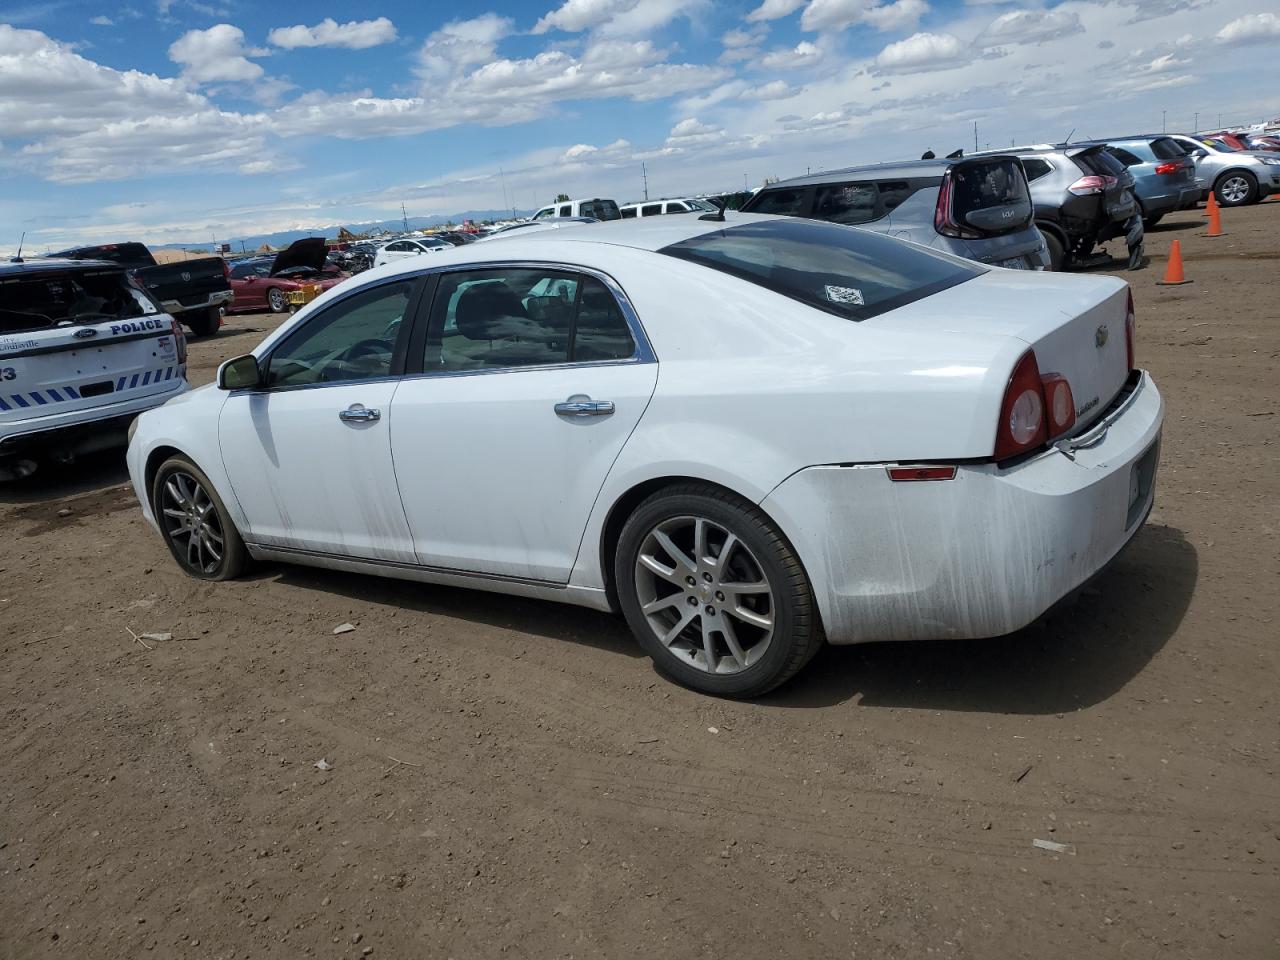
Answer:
xmin=1069 ymin=146 xmax=1137 ymax=221
xmin=869 ymin=270 xmax=1132 ymax=433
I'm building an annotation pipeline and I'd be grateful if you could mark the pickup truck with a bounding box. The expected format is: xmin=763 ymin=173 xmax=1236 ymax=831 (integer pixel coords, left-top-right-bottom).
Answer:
xmin=46 ymin=242 xmax=232 ymax=337
xmin=1 ymin=257 xmax=187 ymax=480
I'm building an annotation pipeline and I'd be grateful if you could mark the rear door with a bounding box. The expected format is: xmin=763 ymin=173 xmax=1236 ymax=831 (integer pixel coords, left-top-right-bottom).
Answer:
xmin=1 ymin=268 xmax=184 ymax=420
xmin=390 ymin=265 xmax=657 ymax=582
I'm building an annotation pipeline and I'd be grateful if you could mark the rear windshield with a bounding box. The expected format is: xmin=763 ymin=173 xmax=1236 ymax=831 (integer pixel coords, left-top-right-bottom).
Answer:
xmin=1075 ymin=149 xmax=1126 ymax=178
xmin=0 ymin=269 xmax=161 ymax=334
xmin=659 ymin=218 xmax=982 ymax=322
xmin=950 ymin=158 xmax=1031 ymax=231
xmin=53 ymin=243 xmax=152 ymax=266
xmin=580 ymin=199 xmax=621 ymax=221
xmin=1150 ymin=137 xmax=1186 ymax=160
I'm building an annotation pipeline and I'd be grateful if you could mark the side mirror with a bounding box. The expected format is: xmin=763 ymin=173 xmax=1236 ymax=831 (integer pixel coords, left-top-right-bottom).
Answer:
xmin=243 ymin=275 xmax=256 ymax=283
xmin=218 ymin=354 xmax=262 ymax=391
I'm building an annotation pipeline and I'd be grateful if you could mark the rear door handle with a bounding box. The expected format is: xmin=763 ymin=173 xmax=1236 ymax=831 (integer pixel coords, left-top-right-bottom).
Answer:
xmin=554 ymin=397 xmax=615 ymax=417
xmin=338 ymin=404 xmax=380 ymax=423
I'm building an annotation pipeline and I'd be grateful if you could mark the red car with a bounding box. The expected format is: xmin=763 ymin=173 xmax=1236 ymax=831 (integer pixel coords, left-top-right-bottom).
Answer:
xmin=228 ymin=238 xmax=347 ymax=314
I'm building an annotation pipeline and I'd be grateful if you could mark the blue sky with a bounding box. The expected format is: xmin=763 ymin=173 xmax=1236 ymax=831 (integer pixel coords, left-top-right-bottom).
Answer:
xmin=2 ymin=0 xmax=1278 ymax=250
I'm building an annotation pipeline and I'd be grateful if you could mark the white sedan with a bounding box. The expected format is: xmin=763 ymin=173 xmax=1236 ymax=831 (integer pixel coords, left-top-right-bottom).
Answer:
xmin=126 ymin=214 xmax=1163 ymax=697
xmin=372 ymin=237 xmax=451 ymax=267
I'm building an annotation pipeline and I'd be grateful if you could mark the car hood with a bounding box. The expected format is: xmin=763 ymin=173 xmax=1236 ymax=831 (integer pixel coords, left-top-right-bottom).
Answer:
xmin=269 ymin=238 xmax=328 ymax=277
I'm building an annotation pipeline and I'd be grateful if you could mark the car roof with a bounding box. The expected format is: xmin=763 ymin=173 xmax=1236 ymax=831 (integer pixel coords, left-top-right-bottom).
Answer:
xmin=766 ymin=154 xmax=1025 ymax=189
xmin=1 ymin=257 xmax=120 ymax=275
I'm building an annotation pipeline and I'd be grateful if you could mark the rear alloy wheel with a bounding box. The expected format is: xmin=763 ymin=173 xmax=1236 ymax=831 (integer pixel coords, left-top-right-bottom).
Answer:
xmin=1215 ymin=171 xmax=1257 ymax=207
xmin=153 ymin=456 xmax=247 ymax=581
xmin=616 ymin=485 xmax=822 ymax=697
xmin=267 ymin=286 xmax=288 ymax=313
xmin=1043 ymin=232 xmax=1066 ymax=271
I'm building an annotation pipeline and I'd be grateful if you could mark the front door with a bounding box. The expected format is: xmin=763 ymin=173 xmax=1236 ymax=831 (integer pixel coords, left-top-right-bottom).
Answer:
xmin=219 ymin=277 xmax=424 ymax=561
xmin=390 ymin=266 xmax=657 ymax=583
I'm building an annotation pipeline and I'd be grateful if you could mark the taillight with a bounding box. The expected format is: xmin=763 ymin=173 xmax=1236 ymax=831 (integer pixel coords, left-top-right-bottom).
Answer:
xmin=1040 ymin=373 xmax=1076 ymax=436
xmin=1125 ymin=289 xmax=1136 ymax=370
xmin=933 ymin=170 xmax=979 ymax=240
xmin=1154 ymin=162 xmax=1181 ymax=175
xmin=170 ymin=317 xmax=187 ymax=365
xmin=222 ymin=258 xmax=231 ymax=280
xmin=994 ymin=350 xmax=1048 ymax=460
xmin=1067 ymin=175 xmax=1107 ymax=196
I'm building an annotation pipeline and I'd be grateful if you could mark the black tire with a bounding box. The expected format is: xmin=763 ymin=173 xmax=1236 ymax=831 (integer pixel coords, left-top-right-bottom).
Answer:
xmin=267 ymin=286 xmax=288 ymax=313
xmin=1143 ymin=213 xmax=1164 ymax=229
xmin=152 ymin=455 xmax=248 ymax=581
xmin=1215 ymin=170 xmax=1258 ymax=207
xmin=1043 ymin=231 xmax=1066 ymax=271
xmin=185 ymin=306 xmax=221 ymax=338
xmin=614 ymin=483 xmax=823 ymax=698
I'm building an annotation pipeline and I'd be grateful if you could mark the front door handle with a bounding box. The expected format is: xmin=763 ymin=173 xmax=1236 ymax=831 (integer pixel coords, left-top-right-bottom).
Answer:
xmin=554 ymin=397 xmax=615 ymax=417
xmin=338 ymin=403 xmax=381 ymax=423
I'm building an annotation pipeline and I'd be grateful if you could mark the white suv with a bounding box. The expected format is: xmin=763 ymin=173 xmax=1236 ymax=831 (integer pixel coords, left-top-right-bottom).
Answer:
xmin=531 ymin=198 xmax=621 ymax=221
xmin=373 ymin=237 xmax=452 ymax=267
xmin=1 ymin=257 xmax=187 ymax=480
xmin=619 ymin=198 xmax=717 ymax=218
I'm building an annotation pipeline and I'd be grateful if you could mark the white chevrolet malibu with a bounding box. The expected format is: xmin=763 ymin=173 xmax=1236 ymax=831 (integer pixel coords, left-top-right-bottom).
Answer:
xmin=127 ymin=214 xmax=1162 ymax=697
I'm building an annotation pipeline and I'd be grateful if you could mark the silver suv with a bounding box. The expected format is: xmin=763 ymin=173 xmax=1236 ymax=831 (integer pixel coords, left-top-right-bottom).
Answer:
xmin=1159 ymin=134 xmax=1280 ymax=206
xmin=740 ymin=155 xmax=1050 ymax=270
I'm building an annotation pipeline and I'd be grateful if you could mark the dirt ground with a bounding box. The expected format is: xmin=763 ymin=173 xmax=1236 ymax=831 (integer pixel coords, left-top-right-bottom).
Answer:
xmin=3 ymin=203 xmax=1278 ymax=960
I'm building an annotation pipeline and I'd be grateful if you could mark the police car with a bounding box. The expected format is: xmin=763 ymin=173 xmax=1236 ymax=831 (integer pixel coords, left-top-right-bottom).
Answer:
xmin=1 ymin=257 xmax=187 ymax=480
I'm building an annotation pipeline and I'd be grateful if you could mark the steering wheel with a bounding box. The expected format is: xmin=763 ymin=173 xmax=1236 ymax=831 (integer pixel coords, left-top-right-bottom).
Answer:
xmin=320 ymin=337 xmax=392 ymax=380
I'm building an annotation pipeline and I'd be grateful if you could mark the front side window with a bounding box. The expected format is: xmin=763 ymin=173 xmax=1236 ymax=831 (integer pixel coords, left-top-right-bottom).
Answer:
xmin=424 ymin=268 xmax=635 ymax=372
xmin=266 ymin=280 xmax=414 ymax=388
xmin=813 ymin=181 xmax=880 ymax=224
xmin=659 ymin=219 xmax=981 ymax=322
xmin=533 ymin=207 xmax=555 ymax=220
xmin=580 ymin=199 xmax=621 ymax=221
xmin=620 ymin=207 xmax=637 ymax=219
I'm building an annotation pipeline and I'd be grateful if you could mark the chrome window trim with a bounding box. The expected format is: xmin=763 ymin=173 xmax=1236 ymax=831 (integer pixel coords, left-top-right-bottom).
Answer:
xmin=250 ymin=260 xmax=655 ymax=396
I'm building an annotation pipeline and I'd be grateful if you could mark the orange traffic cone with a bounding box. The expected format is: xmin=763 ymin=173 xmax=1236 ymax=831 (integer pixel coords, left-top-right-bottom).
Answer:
xmin=1202 ymin=192 xmax=1216 ymax=217
xmin=1206 ymin=200 xmax=1224 ymax=237
xmin=1157 ymin=239 xmax=1192 ymax=285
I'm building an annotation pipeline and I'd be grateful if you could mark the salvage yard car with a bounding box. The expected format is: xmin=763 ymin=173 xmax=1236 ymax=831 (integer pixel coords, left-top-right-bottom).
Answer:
xmin=741 ymin=155 xmax=1051 ymax=271
xmin=228 ymin=238 xmax=348 ymax=314
xmin=1 ymin=257 xmax=186 ymax=481
xmin=126 ymin=215 xmax=1162 ymax=697
xmin=1159 ymin=133 xmax=1280 ymax=206
xmin=46 ymin=241 xmax=231 ymax=337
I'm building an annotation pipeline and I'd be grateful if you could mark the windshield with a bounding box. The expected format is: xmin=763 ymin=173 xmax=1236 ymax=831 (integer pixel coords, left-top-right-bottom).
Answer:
xmin=659 ymin=218 xmax=982 ymax=322
xmin=0 ymin=268 xmax=160 ymax=334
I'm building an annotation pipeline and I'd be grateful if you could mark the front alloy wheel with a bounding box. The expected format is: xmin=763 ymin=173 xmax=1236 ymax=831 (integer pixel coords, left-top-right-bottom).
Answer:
xmin=1216 ymin=172 xmax=1257 ymax=207
xmin=153 ymin=456 xmax=247 ymax=580
xmin=616 ymin=485 xmax=823 ymax=697
xmin=267 ymin=287 xmax=287 ymax=313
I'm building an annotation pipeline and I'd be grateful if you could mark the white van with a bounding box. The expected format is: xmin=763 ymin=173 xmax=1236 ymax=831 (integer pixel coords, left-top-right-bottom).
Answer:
xmin=1 ymin=258 xmax=187 ymax=480
xmin=619 ymin=198 xmax=718 ymax=218
xmin=531 ymin=198 xmax=622 ymax=221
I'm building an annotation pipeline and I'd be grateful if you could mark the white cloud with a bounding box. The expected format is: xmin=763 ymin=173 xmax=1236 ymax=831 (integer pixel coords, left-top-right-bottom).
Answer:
xmin=723 ymin=27 xmax=765 ymax=48
xmin=977 ymin=9 xmax=1083 ymax=47
xmin=416 ymin=14 xmax=514 ymax=82
xmin=801 ymin=0 xmax=928 ymax=32
xmin=747 ymin=0 xmax=807 ymax=23
xmin=743 ymin=80 xmax=799 ymax=100
xmin=168 ymin=24 xmax=265 ymax=84
xmin=267 ymin=17 xmax=397 ymax=50
xmin=90 ymin=15 xmax=113 ymax=26
xmin=873 ymin=31 xmax=969 ymax=72
xmin=533 ymin=0 xmax=703 ymax=36
xmin=1215 ymin=12 xmax=1280 ymax=45
xmin=761 ymin=40 xmax=824 ymax=69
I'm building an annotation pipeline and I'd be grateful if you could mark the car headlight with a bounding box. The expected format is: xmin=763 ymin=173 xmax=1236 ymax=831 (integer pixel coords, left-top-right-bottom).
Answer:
xmin=1260 ymin=156 xmax=1280 ymax=165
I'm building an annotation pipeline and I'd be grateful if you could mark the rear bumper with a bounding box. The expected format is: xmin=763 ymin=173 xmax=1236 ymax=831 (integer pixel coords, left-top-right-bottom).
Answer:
xmin=762 ymin=371 xmax=1164 ymax=644
xmin=0 ymin=380 xmax=187 ymax=458
xmin=161 ymin=289 xmax=233 ymax=316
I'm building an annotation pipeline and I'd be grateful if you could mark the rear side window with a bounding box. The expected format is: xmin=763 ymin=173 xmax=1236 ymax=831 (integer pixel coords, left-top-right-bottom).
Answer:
xmin=742 ymin=187 xmax=809 ymax=217
xmin=1 ymin=269 xmax=160 ymax=334
xmin=579 ymin=200 xmax=620 ymax=221
xmin=642 ymin=204 xmax=662 ymax=216
xmin=1021 ymin=158 xmax=1053 ymax=181
xmin=620 ymin=207 xmax=636 ymax=219
xmin=877 ymin=181 xmax=915 ymax=212
xmin=664 ymin=202 xmax=692 ymax=214
xmin=659 ymin=219 xmax=982 ymax=322
xmin=558 ymin=205 xmax=571 ymax=217
xmin=813 ymin=181 xmax=880 ymax=225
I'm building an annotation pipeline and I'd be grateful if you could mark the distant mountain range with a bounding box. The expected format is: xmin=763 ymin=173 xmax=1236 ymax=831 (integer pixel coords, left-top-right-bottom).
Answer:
xmin=153 ymin=209 xmax=531 ymax=252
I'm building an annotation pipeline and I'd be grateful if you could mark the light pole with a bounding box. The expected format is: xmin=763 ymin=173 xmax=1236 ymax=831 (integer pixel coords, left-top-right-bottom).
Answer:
xmin=1162 ymin=110 xmax=1166 ymax=133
